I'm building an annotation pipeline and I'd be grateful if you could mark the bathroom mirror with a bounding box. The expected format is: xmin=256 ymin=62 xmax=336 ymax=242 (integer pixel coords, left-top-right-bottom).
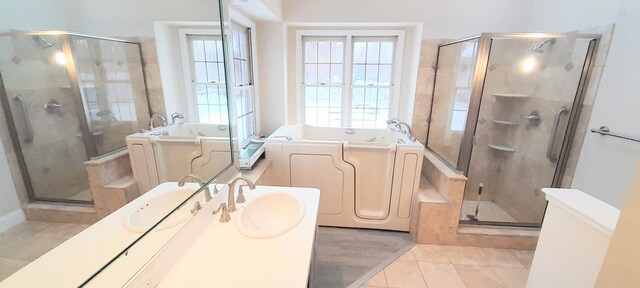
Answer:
xmin=0 ymin=0 xmax=236 ymax=284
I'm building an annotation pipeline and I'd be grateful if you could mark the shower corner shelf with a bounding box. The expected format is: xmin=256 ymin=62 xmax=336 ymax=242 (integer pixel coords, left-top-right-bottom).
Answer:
xmin=487 ymin=144 xmax=516 ymax=152
xmin=492 ymin=93 xmax=530 ymax=99
xmin=492 ymin=120 xmax=519 ymax=126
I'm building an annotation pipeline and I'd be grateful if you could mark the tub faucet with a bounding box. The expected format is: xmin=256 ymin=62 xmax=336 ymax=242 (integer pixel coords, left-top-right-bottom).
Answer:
xmin=387 ymin=118 xmax=416 ymax=142
xmin=227 ymin=176 xmax=256 ymax=212
xmin=178 ymin=174 xmax=212 ymax=202
xmin=170 ymin=112 xmax=185 ymax=125
xmin=149 ymin=114 xmax=167 ymax=130
xmin=386 ymin=118 xmax=401 ymax=132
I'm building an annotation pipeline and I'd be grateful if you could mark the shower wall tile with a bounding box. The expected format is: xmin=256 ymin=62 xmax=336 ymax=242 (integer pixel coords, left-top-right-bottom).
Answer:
xmin=128 ymin=37 xmax=165 ymax=116
xmin=411 ymin=40 xmax=442 ymax=145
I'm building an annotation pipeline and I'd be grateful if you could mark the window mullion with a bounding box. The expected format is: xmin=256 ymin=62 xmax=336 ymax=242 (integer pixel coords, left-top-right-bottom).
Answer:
xmin=343 ymin=35 xmax=354 ymax=127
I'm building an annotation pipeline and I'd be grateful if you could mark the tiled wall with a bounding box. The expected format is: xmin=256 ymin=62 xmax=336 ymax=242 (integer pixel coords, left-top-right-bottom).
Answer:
xmin=411 ymin=40 xmax=443 ymax=145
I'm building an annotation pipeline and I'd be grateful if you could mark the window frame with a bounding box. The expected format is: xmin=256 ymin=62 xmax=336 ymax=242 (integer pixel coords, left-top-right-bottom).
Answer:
xmin=179 ymin=28 xmax=226 ymax=124
xmin=230 ymin=23 xmax=257 ymax=145
xmin=295 ymin=29 xmax=405 ymax=128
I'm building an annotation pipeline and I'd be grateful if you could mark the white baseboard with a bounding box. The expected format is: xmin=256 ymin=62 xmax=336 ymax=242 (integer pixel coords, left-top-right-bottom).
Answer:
xmin=0 ymin=209 xmax=26 ymax=232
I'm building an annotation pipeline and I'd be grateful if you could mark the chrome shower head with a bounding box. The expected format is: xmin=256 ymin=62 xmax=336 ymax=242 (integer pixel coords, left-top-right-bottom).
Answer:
xmin=32 ymin=35 xmax=55 ymax=49
xmin=531 ymin=38 xmax=556 ymax=53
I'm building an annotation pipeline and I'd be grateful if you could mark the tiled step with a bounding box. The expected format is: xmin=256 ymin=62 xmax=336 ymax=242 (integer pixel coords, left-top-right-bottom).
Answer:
xmin=23 ymin=202 xmax=99 ymax=224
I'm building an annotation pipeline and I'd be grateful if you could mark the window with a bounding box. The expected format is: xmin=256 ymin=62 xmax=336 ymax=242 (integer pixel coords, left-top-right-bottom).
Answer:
xmin=300 ymin=32 xmax=401 ymax=129
xmin=351 ymin=38 xmax=394 ymax=128
xmin=303 ymin=38 xmax=344 ymax=127
xmin=186 ymin=35 xmax=228 ymax=124
xmin=231 ymin=26 xmax=256 ymax=144
xmin=450 ymin=41 xmax=477 ymax=131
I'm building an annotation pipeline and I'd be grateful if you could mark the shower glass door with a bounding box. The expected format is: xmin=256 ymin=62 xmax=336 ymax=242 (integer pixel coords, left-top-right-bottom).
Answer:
xmin=0 ymin=33 xmax=92 ymax=203
xmin=460 ymin=36 xmax=596 ymax=225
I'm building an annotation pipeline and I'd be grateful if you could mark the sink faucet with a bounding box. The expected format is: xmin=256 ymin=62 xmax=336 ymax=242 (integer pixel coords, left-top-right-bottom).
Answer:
xmin=227 ymin=176 xmax=256 ymax=212
xmin=149 ymin=114 xmax=168 ymax=130
xmin=170 ymin=112 xmax=185 ymax=125
xmin=178 ymin=174 xmax=213 ymax=202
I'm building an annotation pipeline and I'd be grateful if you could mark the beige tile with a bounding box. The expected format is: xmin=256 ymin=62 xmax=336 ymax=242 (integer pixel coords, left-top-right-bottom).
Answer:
xmin=364 ymin=270 xmax=387 ymax=287
xmin=491 ymin=267 xmax=529 ymax=288
xmin=511 ymin=250 xmax=535 ymax=268
xmin=3 ymin=221 xmax=50 ymax=236
xmin=397 ymin=250 xmax=415 ymax=261
xmin=412 ymin=244 xmax=451 ymax=263
xmin=455 ymin=264 xmax=505 ymax=288
xmin=0 ymin=234 xmax=66 ymax=261
xmin=444 ymin=246 xmax=487 ymax=265
xmin=418 ymin=262 xmax=466 ymax=288
xmin=360 ymin=286 xmax=384 ymax=288
xmin=384 ymin=260 xmax=427 ymax=288
xmin=481 ymin=248 xmax=524 ymax=268
xmin=0 ymin=257 xmax=30 ymax=281
xmin=33 ymin=223 xmax=90 ymax=240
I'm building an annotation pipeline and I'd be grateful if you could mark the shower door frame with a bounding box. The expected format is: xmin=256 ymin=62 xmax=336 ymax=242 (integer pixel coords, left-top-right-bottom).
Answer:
xmin=426 ymin=33 xmax=600 ymax=227
xmin=0 ymin=31 xmax=152 ymax=205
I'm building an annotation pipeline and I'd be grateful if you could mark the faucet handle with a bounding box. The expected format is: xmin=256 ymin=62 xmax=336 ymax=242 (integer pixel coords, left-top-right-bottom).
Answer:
xmin=190 ymin=201 xmax=202 ymax=214
xmin=214 ymin=203 xmax=231 ymax=223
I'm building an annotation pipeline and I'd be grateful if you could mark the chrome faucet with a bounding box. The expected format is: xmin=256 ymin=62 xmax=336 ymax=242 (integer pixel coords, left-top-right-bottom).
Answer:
xmin=149 ymin=114 xmax=168 ymax=130
xmin=227 ymin=176 xmax=256 ymax=212
xmin=178 ymin=174 xmax=213 ymax=202
xmin=387 ymin=118 xmax=416 ymax=142
xmin=170 ymin=112 xmax=185 ymax=125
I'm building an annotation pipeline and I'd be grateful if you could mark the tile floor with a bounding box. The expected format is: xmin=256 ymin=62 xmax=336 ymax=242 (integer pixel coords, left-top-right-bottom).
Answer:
xmin=361 ymin=244 xmax=534 ymax=288
xmin=0 ymin=221 xmax=90 ymax=281
xmin=460 ymin=201 xmax=517 ymax=222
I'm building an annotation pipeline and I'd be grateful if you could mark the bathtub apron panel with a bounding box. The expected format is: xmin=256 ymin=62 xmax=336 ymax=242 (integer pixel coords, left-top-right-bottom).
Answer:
xmin=280 ymin=142 xmax=355 ymax=227
xmin=153 ymin=138 xmax=202 ymax=182
xmin=290 ymin=154 xmax=344 ymax=215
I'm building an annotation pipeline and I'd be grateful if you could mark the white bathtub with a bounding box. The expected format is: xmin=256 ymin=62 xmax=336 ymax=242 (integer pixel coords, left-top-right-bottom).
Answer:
xmin=265 ymin=124 xmax=424 ymax=231
xmin=126 ymin=123 xmax=232 ymax=193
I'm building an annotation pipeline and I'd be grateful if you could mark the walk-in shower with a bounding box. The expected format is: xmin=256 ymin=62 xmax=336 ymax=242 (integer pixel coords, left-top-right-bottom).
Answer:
xmin=426 ymin=33 xmax=599 ymax=227
xmin=0 ymin=31 xmax=151 ymax=204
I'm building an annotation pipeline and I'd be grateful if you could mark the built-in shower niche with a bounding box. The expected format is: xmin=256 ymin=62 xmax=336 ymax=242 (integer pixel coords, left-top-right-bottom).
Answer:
xmin=0 ymin=31 xmax=150 ymax=204
xmin=426 ymin=34 xmax=599 ymax=226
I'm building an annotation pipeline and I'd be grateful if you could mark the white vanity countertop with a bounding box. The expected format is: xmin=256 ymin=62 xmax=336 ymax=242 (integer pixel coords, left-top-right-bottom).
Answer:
xmin=542 ymin=188 xmax=620 ymax=236
xmin=0 ymin=182 xmax=203 ymax=288
xmin=158 ymin=186 xmax=320 ymax=288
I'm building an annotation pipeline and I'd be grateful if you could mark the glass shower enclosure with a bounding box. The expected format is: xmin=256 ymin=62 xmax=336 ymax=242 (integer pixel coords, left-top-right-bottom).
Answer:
xmin=0 ymin=31 xmax=151 ymax=204
xmin=426 ymin=33 xmax=599 ymax=227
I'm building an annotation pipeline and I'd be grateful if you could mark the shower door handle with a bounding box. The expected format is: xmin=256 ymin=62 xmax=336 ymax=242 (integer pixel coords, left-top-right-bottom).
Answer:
xmin=546 ymin=107 xmax=569 ymax=162
xmin=13 ymin=95 xmax=34 ymax=143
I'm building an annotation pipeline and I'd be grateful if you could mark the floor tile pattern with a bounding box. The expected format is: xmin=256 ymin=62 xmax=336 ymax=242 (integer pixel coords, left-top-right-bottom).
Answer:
xmin=361 ymin=244 xmax=534 ymax=288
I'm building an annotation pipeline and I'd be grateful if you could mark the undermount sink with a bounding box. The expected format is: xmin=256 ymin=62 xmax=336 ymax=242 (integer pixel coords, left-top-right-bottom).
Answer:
xmin=124 ymin=187 xmax=197 ymax=233
xmin=235 ymin=193 xmax=305 ymax=239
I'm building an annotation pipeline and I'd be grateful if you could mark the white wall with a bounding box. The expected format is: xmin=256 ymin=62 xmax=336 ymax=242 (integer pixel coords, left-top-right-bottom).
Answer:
xmin=76 ymin=0 xmax=221 ymax=37
xmin=282 ymin=0 xmax=533 ymax=39
xmin=563 ymin=0 xmax=640 ymax=207
xmin=526 ymin=0 xmax=639 ymax=207
xmin=0 ymin=139 xmax=24 ymax=231
xmin=0 ymin=0 xmax=80 ymax=31
xmin=255 ymin=21 xmax=287 ymax=135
